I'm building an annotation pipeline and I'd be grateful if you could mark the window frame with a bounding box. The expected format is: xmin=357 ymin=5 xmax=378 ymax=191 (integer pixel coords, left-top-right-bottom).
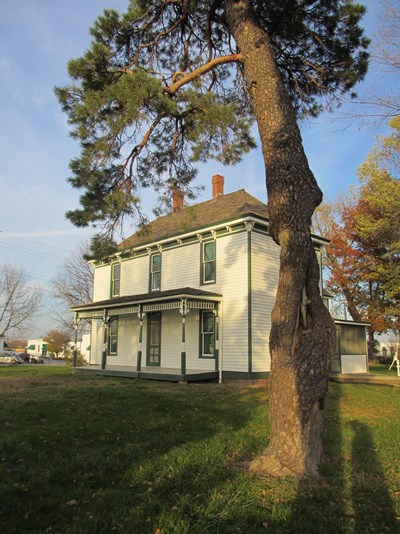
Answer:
xmin=111 ymin=263 xmax=121 ymax=297
xmin=201 ymin=240 xmax=216 ymax=285
xmin=150 ymin=253 xmax=161 ymax=291
xmin=199 ymin=310 xmax=215 ymax=359
xmin=108 ymin=317 xmax=118 ymax=356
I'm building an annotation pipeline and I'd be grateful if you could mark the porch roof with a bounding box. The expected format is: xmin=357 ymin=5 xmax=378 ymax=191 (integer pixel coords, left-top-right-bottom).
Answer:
xmin=71 ymin=286 xmax=222 ymax=316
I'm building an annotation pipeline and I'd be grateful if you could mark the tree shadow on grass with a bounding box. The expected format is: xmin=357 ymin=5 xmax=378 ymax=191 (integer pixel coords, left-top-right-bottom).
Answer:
xmin=2 ymin=376 xmax=399 ymax=533
xmin=280 ymin=382 xmax=349 ymax=533
xmin=282 ymin=384 xmax=399 ymax=533
xmin=0 ymin=378 xmax=265 ymax=533
xmin=349 ymin=419 xmax=398 ymax=532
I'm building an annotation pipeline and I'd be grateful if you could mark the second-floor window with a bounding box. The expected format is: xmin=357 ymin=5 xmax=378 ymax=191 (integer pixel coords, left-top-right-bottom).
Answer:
xmin=150 ymin=253 xmax=161 ymax=291
xmin=111 ymin=263 xmax=121 ymax=297
xmin=202 ymin=241 xmax=216 ymax=284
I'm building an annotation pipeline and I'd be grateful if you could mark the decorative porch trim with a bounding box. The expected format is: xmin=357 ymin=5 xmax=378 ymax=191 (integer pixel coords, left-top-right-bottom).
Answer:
xmin=76 ymin=311 xmax=104 ymax=320
xmin=76 ymin=299 xmax=218 ymax=319
xmin=143 ymin=302 xmax=180 ymax=312
xmin=108 ymin=306 xmax=139 ymax=316
xmin=188 ymin=301 xmax=216 ymax=310
xmin=72 ymin=287 xmax=222 ymax=372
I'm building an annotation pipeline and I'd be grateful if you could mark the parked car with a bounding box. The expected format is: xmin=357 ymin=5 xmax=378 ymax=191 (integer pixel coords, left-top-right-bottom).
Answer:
xmin=18 ymin=353 xmax=31 ymax=362
xmin=0 ymin=351 xmax=23 ymax=365
xmin=30 ymin=354 xmax=44 ymax=364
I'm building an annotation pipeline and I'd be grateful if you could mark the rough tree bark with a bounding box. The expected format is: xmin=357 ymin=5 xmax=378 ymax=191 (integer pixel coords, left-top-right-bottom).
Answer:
xmin=226 ymin=0 xmax=336 ymax=477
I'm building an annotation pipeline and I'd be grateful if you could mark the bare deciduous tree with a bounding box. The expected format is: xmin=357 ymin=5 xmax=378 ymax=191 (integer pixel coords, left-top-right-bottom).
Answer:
xmin=0 ymin=263 xmax=42 ymax=337
xmin=51 ymin=241 xmax=94 ymax=333
xmin=344 ymin=0 xmax=400 ymax=126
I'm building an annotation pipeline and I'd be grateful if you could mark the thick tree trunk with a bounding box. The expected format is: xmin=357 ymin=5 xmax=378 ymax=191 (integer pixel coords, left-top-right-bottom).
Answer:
xmin=226 ymin=0 xmax=336 ymax=477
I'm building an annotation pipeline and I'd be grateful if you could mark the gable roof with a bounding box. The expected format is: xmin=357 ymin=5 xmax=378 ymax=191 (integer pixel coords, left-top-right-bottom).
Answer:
xmin=119 ymin=189 xmax=268 ymax=250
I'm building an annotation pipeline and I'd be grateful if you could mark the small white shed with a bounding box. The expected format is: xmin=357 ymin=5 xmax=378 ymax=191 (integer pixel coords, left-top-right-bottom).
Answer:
xmin=332 ymin=320 xmax=369 ymax=374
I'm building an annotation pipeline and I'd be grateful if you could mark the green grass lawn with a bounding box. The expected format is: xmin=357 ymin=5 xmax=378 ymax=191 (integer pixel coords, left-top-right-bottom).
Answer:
xmin=369 ymin=363 xmax=400 ymax=376
xmin=0 ymin=367 xmax=399 ymax=533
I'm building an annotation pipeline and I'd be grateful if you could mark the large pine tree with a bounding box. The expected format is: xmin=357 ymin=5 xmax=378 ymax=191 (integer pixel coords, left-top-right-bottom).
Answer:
xmin=56 ymin=0 xmax=369 ymax=477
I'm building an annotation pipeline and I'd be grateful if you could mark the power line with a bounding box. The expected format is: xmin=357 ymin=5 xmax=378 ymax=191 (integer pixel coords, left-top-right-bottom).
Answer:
xmin=26 ymin=272 xmax=55 ymax=284
xmin=0 ymin=241 xmax=64 ymax=263
xmin=26 ymin=285 xmax=54 ymax=294
xmin=0 ymin=233 xmax=69 ymax=253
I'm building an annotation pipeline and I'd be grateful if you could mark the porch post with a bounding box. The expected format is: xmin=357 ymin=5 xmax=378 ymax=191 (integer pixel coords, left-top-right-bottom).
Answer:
xmin=101 ymin=310 xmax=109 ymax=370
xmin=214 ymin=306 xmax=219 ymax=373
xmin=137 ymin=305 xmax=145 ymax=372
xmin=72 ymin=314 xmax=79 ymax=368
xmin=179 ymin=299 xmax=188 ymax=375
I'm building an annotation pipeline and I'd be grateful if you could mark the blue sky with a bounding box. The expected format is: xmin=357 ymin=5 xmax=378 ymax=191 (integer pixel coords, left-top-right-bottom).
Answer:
xmin=0 ymin=0 xmax=392 ymax=338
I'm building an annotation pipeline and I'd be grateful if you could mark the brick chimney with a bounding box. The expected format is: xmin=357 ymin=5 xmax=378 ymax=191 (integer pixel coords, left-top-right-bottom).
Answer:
xmin=212 ymin=174 xmax=224 ymax=198
xmin=172 ymin=189 xmax=184 ymax=211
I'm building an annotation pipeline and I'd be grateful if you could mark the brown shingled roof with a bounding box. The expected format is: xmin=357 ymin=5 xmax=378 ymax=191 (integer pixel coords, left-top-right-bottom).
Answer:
xmin=119 ymin=189 xmax=268 ymax=250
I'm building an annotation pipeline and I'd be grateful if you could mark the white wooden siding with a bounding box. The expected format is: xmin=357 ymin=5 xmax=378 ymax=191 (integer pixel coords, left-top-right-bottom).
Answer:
xmin=155 ymin=310 xmax=179 ymax=368
xmin=90 ymin=320 xmax=104 ymax=365
xmin=251 ymin=233 xmax=280 ymax=372
xmin=162 ymin=244 xmax=200 ymax=289
xmin=93 ymin=265 xmax=111 ymax=301
xmin=188 ymin=312 xmax=216 ymax=371
xmin=89 ymin=229 xmax=284 ymax=374
xmin=108 ymin=315 xmax=138 ymax=366
xmin=121 ymin=255 xmax=150 ymax=295
xmin=213 ymin=232 xmax=248 ymax=372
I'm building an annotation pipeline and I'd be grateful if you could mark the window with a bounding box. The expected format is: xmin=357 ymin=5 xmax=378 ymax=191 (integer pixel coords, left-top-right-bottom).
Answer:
xmin=111 ymin=263 xmax=121 ymax=297
xmin=201 ymin=241 xmax=216 ymax=284
xmin=150 ymin=253 xmax=161 ymax=291
xmin=108 ymin=318 xmax=118 ymax=355
xmin=200 ymin=311 xmax=215 ymax=358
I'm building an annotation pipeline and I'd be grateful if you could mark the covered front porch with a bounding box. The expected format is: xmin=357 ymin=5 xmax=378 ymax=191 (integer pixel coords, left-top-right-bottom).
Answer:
xmin=75 ymin=364 xmax=219 ymax=383
xmin=71 ymin=287 xmax=222 ymax=379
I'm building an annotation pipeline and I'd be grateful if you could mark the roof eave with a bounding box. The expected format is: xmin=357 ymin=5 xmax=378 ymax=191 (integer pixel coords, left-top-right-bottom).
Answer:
xmin=71 ymin=288 xmax=223 ymax=313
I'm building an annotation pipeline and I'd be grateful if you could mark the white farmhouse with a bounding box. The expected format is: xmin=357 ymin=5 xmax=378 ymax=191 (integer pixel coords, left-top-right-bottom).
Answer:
xmin=72 ymin=175 xmax=368 ymax=381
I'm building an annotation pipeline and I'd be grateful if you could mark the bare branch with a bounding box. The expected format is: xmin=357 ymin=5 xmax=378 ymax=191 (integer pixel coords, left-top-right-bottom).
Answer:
xmin=0 ymin=263 xmax=42 ymax=337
